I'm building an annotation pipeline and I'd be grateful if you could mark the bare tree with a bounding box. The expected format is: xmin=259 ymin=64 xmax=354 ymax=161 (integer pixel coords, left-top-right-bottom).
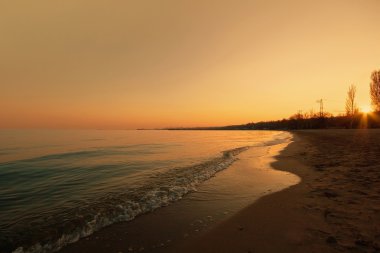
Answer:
xmin=345 ymin=84 xmax=358 ymax=116
xmin=290 ymin=110 xmax=304 ymax=120
xmin=345 ymin=84 xmax=358 ymax=128
xmin=370 ymin=70 xmax=380 ymax=111
xmin=309 ymin=109 xmax=317 ymax=118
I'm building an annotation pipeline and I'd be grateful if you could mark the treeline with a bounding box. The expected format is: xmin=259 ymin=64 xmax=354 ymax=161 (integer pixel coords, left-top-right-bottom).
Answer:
xmin=166 ymin=112 xmax=380 ymax=130
xmin=227 ymin=112 xmax=380 ymax=130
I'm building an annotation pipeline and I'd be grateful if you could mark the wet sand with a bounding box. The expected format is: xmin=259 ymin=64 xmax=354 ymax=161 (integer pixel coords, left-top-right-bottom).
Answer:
xmin=172 ymin=129 xmax=380 ymax=253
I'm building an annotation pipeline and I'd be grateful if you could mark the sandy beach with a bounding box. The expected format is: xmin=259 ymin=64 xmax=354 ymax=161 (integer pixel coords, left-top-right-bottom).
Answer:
xmin=170 ymin=129 xmax=380 ymax=253
xmin=58 ymin=129 xmax=380 ymax=253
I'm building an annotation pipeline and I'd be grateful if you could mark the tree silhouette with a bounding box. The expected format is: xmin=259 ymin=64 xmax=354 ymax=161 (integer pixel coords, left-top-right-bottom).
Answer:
xmin=370 ymin=70 xmax=380 ymax=112
xmin=345 ymin=84 xmax=358 ymax=128
xmin=345 ymin=84 xmax=358 ymax=116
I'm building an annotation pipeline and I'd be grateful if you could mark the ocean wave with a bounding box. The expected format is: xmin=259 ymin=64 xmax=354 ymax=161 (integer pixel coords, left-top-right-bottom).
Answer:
xmin=6 ymin=132 xmax=291 ymax=253
xmin=7 ymin=146 xmax=250 ymax=253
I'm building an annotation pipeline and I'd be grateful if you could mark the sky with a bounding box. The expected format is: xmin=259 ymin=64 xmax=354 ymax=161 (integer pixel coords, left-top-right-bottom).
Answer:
xmin=1 ymin=0 xmax=380 ymax=129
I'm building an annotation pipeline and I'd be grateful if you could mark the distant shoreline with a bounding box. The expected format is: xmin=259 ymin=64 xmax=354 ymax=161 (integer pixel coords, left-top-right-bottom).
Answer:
xmin=137 ymin=111 xmax=380 ymax=131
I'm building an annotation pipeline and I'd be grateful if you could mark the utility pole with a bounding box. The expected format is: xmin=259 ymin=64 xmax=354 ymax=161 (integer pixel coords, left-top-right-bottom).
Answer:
xmin=316 ymin=99 xmax=324 ymax=118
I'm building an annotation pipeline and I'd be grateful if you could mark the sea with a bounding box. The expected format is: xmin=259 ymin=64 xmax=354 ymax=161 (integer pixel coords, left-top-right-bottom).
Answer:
xmin=0 ymin=130 xmax=295 ymax=253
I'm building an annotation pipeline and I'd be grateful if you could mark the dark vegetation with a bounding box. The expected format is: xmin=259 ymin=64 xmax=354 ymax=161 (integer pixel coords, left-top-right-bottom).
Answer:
xmin=165 ymin=112 xmax=380 ymax=130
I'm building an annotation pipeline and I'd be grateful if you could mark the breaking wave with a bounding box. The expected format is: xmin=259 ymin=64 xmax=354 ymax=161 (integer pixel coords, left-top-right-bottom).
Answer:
xmin=1 ymin=131 xmax=292 ymax=253
xmin=8 ymin=146 xmax=250 ymax=253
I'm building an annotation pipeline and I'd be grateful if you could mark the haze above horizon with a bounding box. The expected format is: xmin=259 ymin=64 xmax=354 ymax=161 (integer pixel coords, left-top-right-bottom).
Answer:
xmin=1 ymin=0 xmax=380 ymax=129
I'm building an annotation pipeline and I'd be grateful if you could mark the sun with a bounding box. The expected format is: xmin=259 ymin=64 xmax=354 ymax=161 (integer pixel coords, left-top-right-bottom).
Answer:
xmin=360 ymin=105 xmax=372 ymax=114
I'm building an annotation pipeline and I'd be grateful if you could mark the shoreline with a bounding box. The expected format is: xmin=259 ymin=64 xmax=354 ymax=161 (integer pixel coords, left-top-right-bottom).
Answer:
xmin=170 ymin=129 xmax=380 ymax=253
xmin=52 ymin=129 xmax=380 ymax=253
xmin=167 ymin=132 xmax=327 ymax=253
xmin=59 ymin=133 xmax=298 ymax=253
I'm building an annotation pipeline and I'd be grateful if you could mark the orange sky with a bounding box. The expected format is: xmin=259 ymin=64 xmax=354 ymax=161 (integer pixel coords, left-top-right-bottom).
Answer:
xmin=1 ymin=0 xmax=380 ymax=129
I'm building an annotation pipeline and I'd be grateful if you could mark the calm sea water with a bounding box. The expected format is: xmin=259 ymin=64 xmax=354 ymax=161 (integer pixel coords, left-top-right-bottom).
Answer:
xmin=0 ymin=130 xmax=289 ymax=253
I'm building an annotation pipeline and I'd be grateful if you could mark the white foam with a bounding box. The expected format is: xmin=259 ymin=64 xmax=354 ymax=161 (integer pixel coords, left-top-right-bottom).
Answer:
xmin=11 ymin=132 xmax=293 ymax=253
xmin=11 ymin=146 xmax=250 ymax=253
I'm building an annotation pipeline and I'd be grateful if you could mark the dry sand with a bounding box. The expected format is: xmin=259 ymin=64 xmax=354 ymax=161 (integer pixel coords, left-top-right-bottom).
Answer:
xmin=170 ymin=129 xmax=380 ymax=253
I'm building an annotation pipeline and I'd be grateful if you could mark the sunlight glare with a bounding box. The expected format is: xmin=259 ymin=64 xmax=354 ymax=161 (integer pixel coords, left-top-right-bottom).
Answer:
xmin=361 ymin=105 xmax=372 ymax=114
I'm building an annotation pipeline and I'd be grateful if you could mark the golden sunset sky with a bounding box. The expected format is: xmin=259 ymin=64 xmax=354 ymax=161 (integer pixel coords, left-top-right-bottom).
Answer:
xmin=1 ymin=0 xmax=380 ymax=129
